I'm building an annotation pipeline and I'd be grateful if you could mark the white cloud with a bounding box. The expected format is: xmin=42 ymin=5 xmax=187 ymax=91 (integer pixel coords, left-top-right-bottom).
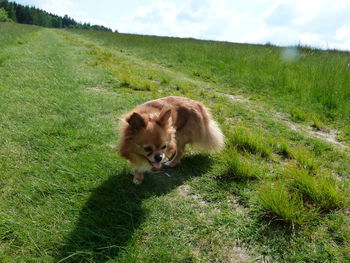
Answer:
xmin=335 ymin=27 xmax=350 ymax=50
xmin=121 ymin=0 xmax=256 ymax=42
xmin=22 ymin=0 xmax=112 ymax=28
xmin=15 ymin=0 xmax=350 ymax=50
xmin=39 ymin=0 xmax=75 ymax=16
xmin=264 ymin=0 xmax=350 ymax=49
xmin=118 ymin=0 xmax=350 ymax=51
xmin=336 ymin=27 xmax=350 ymax=42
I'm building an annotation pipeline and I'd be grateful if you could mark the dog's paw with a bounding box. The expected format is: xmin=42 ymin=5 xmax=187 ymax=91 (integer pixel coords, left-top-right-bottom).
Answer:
xmin=133 ymin=177 xmax=142 ymax=185
xmin=164 ymin=160 xmax=178 ymax=168
xmin=163 ymin=161 xmax=172 ymax=167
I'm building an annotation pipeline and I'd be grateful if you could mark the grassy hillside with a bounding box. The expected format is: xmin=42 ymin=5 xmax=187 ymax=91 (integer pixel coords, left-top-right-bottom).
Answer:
xmin=0 ymin=22 xmax=350 ymax=262
xmin=71 ymin=30 xmax=350 ymax=142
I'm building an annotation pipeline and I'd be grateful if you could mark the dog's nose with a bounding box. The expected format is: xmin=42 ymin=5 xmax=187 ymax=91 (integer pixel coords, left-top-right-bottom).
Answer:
xmin=154 ymin=154 xmax=163 ymax=162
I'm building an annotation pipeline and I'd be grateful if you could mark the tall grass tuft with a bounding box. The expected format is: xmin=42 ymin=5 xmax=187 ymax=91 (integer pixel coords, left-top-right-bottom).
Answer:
xmin=226 ymin=126 xmax=273 ymax=158
xmin=290 ymin=108 xmax=307 ymax=122
xmin=288 ymin=145 xmax=319 ymax=172
xmin=311 ymin=114 xmax=327 ymax=131
xmin=274 ymin=139 xmax=291 ymax=158
xmin=257 ymin=181 xmax=310 ymax=226
xmin=216 ymin=148 xmax=260 ymax=180
xmin=285 ymin=166 xmax=346 ymax=212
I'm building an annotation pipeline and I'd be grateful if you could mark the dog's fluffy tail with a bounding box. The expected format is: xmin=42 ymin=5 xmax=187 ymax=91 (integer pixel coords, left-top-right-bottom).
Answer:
xmin=196 ymin=119 xmax=225 ymax=152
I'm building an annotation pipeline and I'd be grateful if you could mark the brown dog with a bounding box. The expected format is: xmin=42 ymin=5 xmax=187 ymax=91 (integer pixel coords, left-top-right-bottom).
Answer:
xmin=119 ymin=96 xmax=224 ymax=184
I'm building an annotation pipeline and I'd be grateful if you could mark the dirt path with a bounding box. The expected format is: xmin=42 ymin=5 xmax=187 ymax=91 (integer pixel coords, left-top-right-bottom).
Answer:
xmin=217 ymin=91 xmax=349 ymax=152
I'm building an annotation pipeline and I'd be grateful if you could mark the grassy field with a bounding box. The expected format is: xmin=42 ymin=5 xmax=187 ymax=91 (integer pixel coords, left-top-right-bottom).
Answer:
xmin=0 ymin=22 xmax=350 ymax=262
xmin=70 ymin=29 xmax=350 ymax=142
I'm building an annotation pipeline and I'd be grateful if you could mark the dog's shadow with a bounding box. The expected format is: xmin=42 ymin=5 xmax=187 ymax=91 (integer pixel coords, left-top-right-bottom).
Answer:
xmin=55 ymin=154 xmax=212 ymax=263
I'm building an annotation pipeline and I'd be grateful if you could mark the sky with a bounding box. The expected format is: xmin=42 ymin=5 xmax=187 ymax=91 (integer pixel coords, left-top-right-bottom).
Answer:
xmin=15 ymin=0 xmax=350 ymax=51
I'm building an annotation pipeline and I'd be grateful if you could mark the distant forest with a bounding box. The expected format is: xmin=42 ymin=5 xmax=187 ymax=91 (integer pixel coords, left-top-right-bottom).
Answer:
xmin=0 ymin=0 xmax=113 ymax=32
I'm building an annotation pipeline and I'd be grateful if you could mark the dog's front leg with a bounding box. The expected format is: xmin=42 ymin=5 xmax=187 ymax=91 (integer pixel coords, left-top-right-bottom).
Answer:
xmin=133 ymin=171 xmax=144 ymax=185
xmin=166 ymin=139 xmax=185 ymax=167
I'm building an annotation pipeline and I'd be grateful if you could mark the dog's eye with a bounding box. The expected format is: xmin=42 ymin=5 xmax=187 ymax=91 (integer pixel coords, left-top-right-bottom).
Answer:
xmin=161 ymin=145 xmax=167 ymax=150
xmin=144 ymin=146 xmax=153 ymax=152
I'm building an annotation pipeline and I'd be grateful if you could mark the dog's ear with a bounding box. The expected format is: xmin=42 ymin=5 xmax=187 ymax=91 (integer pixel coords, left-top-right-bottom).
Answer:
xmin=127 ymin=112 xmax=146 ymax=131
xmin=157 ymin=108 xmax=172 ymax=127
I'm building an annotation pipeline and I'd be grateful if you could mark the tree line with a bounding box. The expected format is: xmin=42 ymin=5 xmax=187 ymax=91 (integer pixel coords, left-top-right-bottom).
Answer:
xmin=0 ymin=0 xmax=114 ymax=32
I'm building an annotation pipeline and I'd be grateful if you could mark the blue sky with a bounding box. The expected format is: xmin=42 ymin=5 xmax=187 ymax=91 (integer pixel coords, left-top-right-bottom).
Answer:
xmin=15 ymin=0 xmax=350 ymax=50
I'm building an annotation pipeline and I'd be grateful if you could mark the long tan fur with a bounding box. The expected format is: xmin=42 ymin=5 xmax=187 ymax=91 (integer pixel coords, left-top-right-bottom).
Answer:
xmin=118 ymin=96 xmax=225 ymax=184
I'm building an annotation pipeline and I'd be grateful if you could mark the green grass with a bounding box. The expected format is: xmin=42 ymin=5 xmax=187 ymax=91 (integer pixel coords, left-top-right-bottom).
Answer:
xmin=257 ymin=181 xmax=310 ymax=226
xmin=226 ymin=125 xmax=274 ymax=158
xmin=311 ymin=114 xmax=327 ymax=131
xmin=285 ymin=166 xmax=347 ymax=212
xmin=214 ymin=148 xmax=261 ymax=181
xmin=287 ymin=145 xmax=319 ymax=172
xmin=0 ymin=22 xmax=39 ymax=48
xmin=1 ymin=22 xmax=350 ymax=262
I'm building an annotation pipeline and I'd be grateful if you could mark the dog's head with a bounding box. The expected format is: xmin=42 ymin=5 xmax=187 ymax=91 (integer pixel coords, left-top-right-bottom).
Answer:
xmin=124 ymin=108 xmax=175 ymax=169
